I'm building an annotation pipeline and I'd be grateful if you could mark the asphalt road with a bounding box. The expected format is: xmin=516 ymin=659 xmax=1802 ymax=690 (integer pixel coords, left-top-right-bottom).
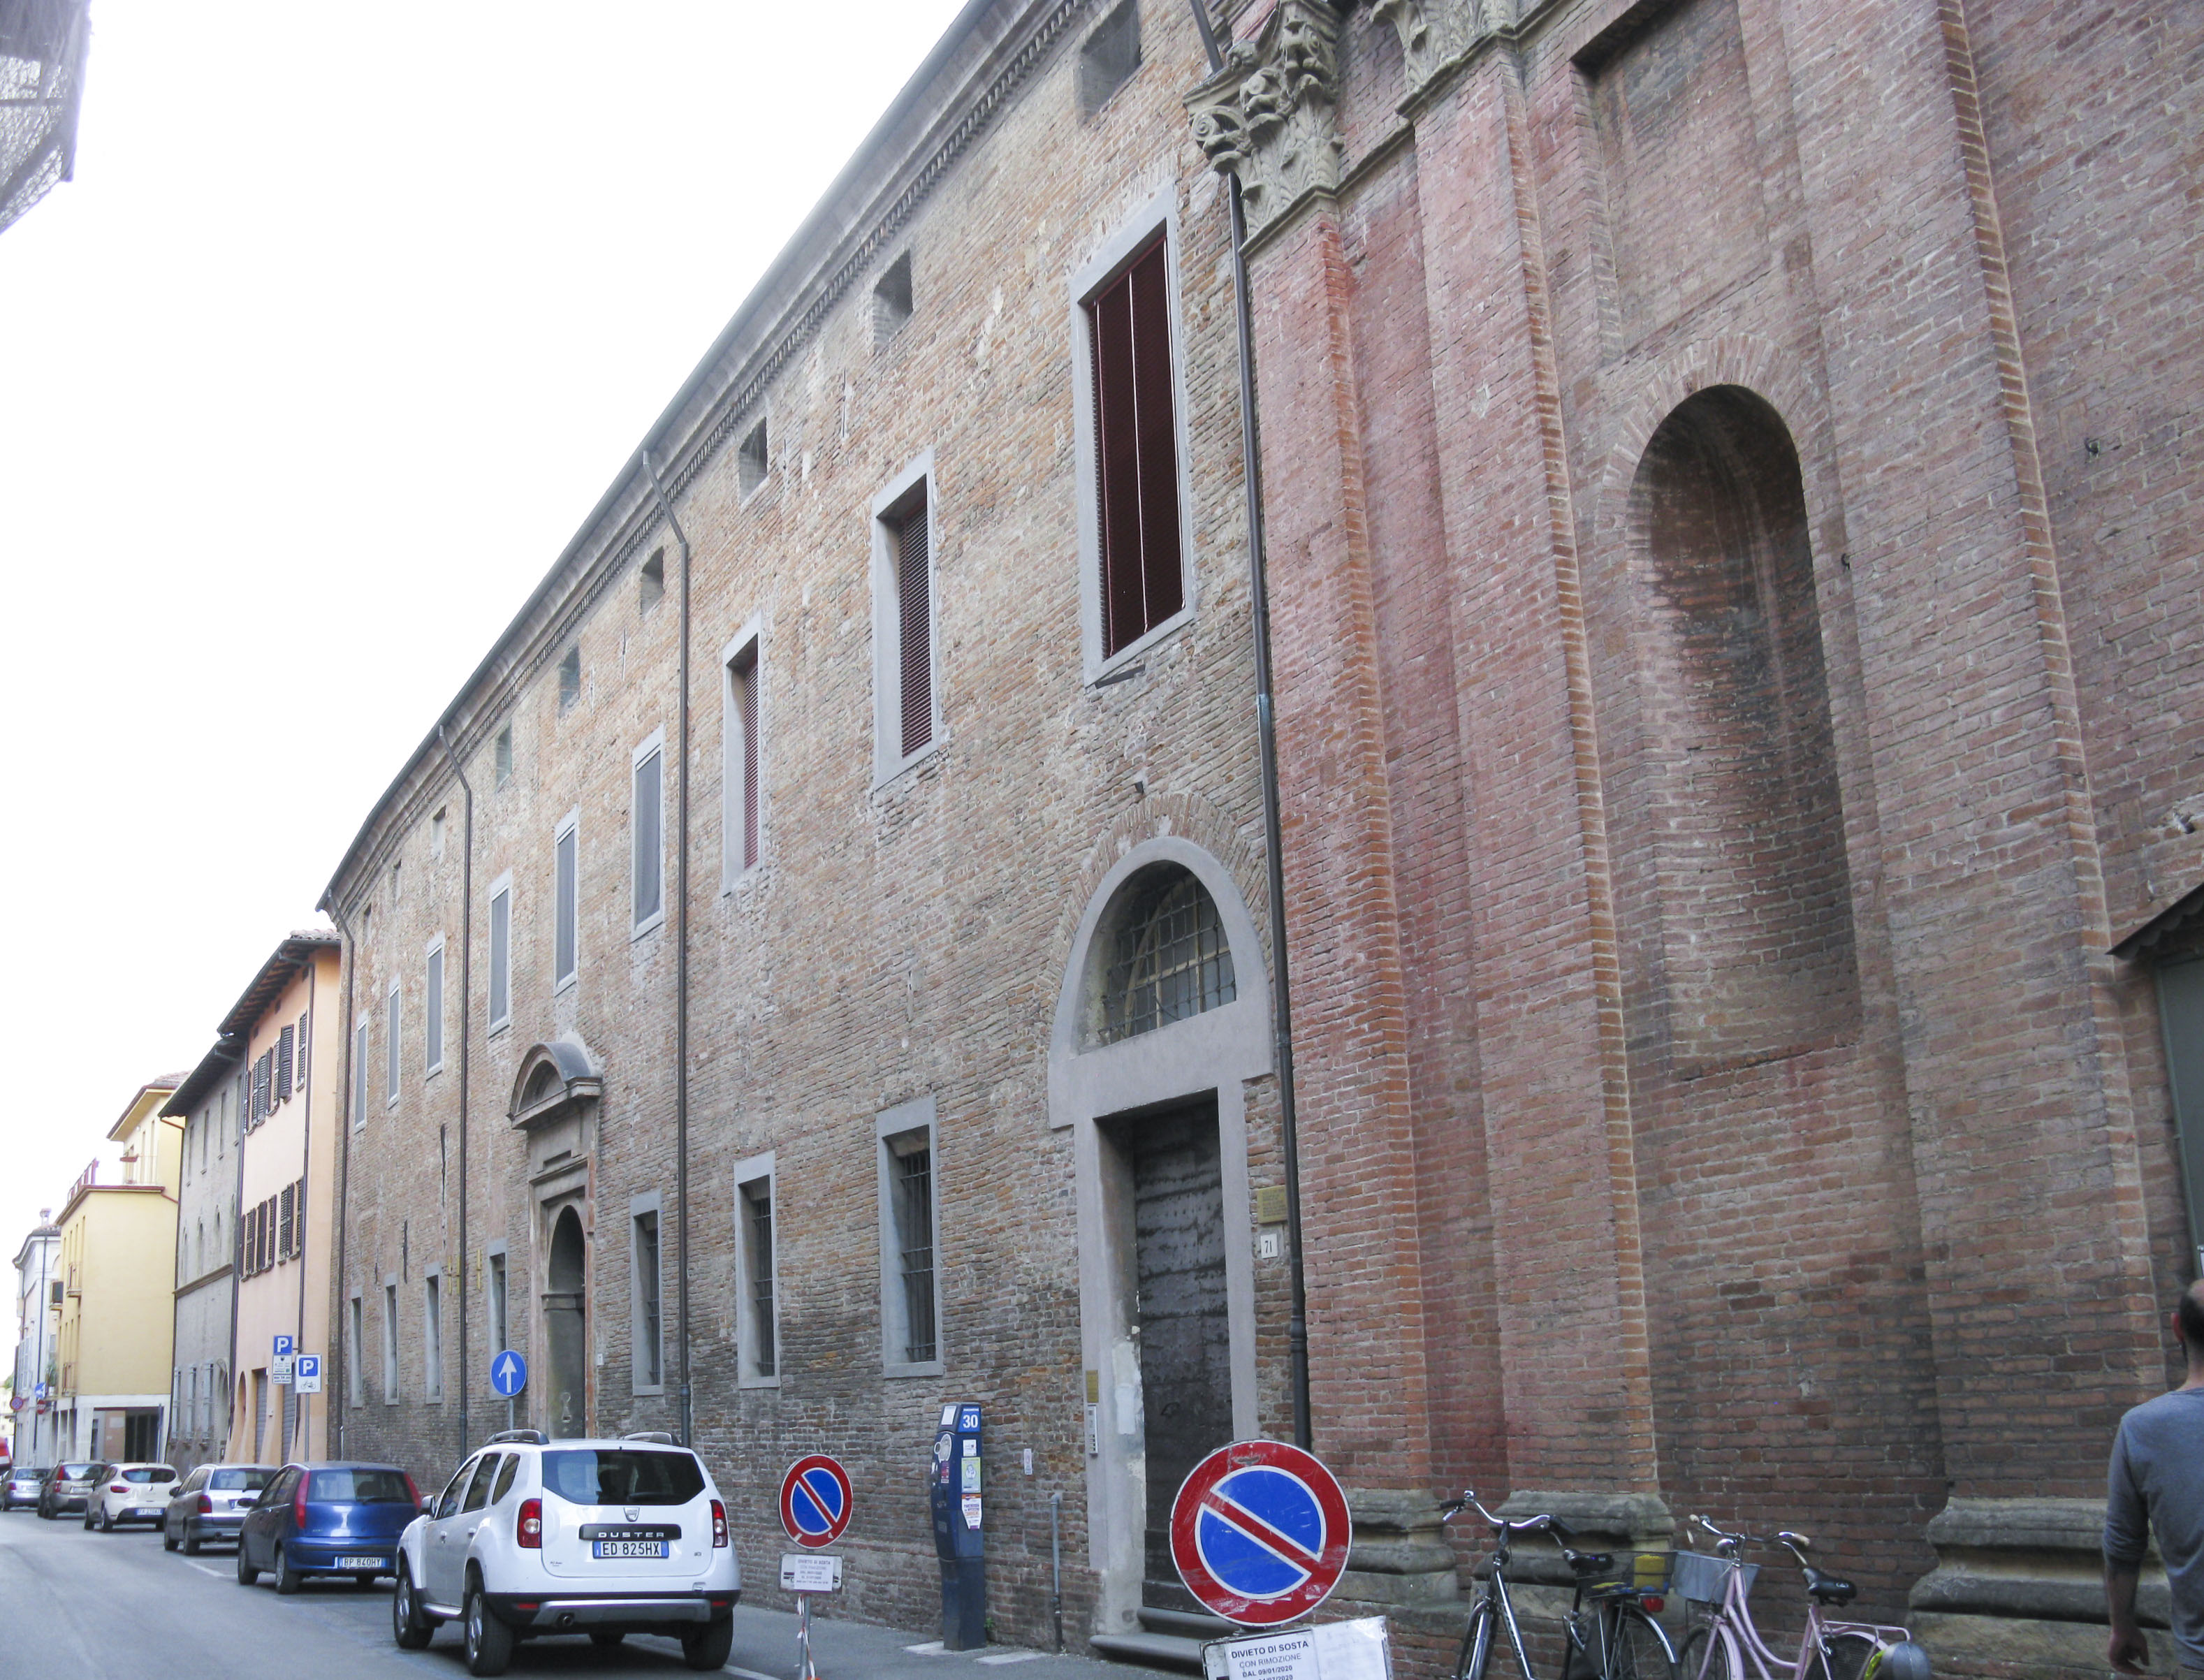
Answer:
xmin=0 ymin=1507 xmax=1162 ymax=1680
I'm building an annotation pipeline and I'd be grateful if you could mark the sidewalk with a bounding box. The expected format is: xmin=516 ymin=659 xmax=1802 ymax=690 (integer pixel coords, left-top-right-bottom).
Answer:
xmin=722 ymin=1605 xmax=1172 ymax=1680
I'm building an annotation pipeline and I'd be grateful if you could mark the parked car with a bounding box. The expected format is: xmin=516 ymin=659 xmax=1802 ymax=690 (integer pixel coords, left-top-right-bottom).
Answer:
xmin=85 ymin=1462 xmax=177 ymax=1530
xmin=392 ymin=1430 xmax=739 ymax=1677
xmin=36 ymin=1461 xmax=104 ymax=1519
xmin=236 ymin=1462 xmax=421 ymax=1595
xmin=3 ymin=1466 xmax=48 ymax=1511
xmin=162 ymin=1463 xmax=276 ymax=1553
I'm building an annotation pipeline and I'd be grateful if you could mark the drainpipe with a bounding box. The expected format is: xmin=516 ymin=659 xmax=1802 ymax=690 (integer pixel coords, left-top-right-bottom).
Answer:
xmin=1190 ymin=0 xmax=1313 ymax=1451
xmin=638 ymin=448 xmax=695 ymax=1450
xmin=437 ymin=724 xmax=476 ymax=1460
xmin=227 ymin=1033 xmax=249 ymax=1459
xmin=323 ymin=896 xmax=356 ymax=1456
xmin=294 ymin=954 xmax=316 ymax=1459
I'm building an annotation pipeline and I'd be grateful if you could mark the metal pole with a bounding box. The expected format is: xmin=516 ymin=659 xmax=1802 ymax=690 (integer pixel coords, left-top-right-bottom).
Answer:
xmin=437 ymin=724 xmax=476 ymax=1461
xmin=1050 ymin=1491 xmax=1063 ymax=1653
xmin=1188 ymin=0 xmax=1313 ymax=1450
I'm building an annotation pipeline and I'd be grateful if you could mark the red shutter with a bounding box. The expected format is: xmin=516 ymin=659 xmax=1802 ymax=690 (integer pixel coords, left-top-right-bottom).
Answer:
xmin=898 ymin=503 xmax=933 ymax=757
xmin=1090 ymin=235 xmax=1183 ymax=657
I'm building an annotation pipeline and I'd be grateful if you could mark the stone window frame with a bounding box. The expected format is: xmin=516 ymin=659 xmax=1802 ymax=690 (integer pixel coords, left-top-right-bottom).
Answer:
xmin=869 ymin=450 xmax=942 ymax=789
xmin=632 ymin=727 xmax=668 ymax=940
xmin=721 ymin=615 xmax=766 ymax=893
xmin=423 ymin=933 xmax=447 ymax=1079
xmin=423 ymin=1265 xmax=445 ymax=1404
xmin=731 ymin=1151 xmax=780 ymax=1390
xmin=1071 ymin=184 xmax=1198 ymax=686
xmin=553 ymin=807 xmax=581 ymax=995
xmin=629 ymin=1191 xmax=665 ymax=1396
xmin=384 ymin=981 xmax=402 ymax=1109
xmin=381 ymin=1276 xmax=400 ymax=1404
xmin=486 ymin=871 xmax=514 ymax=1036
xmin=875 ymin=1095 xmax=944 ymax=1379
xmin=484 ymin=1241 xmax=509 ymax=1364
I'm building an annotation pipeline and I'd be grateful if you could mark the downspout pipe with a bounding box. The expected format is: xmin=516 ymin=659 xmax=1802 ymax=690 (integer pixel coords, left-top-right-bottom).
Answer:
xmin=323 ymin=896 xmax=356 ymax=1457
xmin=437 ymin=724 xmax=476 ymax=1460
xmin=1190 ymin=0 xmax=1313 ymax=1451
xmin=295 ymin=958 xmax=316 ymax=1457
xmin=638 ymin=448 xmax=695 ymax=1450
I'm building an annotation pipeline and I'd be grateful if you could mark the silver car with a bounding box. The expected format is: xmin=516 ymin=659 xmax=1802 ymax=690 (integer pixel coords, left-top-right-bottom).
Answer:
xmin=3 ymin=1466 xmax=47 ymax=1511
xmin=162 ymin=1463 xmax=277 ymax=1554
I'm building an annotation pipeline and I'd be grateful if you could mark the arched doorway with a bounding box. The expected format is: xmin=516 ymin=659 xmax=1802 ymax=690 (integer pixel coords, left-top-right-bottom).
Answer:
xmin=1049 ymin=838 xmax=1271 ymax=1639
xmin=545 ymin=1207 xmax=587 ymax=1439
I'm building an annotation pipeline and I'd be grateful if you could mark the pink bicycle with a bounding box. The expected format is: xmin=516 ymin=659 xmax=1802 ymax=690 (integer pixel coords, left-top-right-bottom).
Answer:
xmin=1675 ymin=1516 xmax=1931 ymax=1680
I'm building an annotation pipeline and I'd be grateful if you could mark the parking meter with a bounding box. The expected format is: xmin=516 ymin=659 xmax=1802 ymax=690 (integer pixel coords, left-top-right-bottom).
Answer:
xmin=928 ymin=1401 xmax=986 ymax=1649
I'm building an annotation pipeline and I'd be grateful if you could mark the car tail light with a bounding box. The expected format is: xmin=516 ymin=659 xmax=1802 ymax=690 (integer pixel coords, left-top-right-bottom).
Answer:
xmin=517 ymin=1498 xmax=542 ymax=1549
xmin=294 ymin=1478 xmax=310 ymax=1529
xmin=197 ymin=1493 xmax=214 ymax=1514
xmin=711 ymin=1499 xmax=728 ymax=1548
xmin=110 ymin=1484 xmax=128 ymax=1494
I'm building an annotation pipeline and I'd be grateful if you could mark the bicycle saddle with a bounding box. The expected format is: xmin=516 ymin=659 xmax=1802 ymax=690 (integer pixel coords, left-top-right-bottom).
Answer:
xmin=1804 ymin=1567 xmax=1856 ymax=1607
xmin=1565 ymin=1550 xmax=1615 ymax=1576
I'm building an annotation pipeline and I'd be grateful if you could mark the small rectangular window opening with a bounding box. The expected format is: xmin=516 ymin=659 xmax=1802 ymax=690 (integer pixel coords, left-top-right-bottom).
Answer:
xmin=430 ymin=808 xmax=447 ymax=862
xmin=554 ymin=820 xmax=579 ymax=988
xmin=385 ymin=986 xmax=401 ymax=1106
xmin=738 ymin=421 xmax=770 ymax=498
xmin=634 ymin=1211 xmax=662 ymax=1389
xmin=383 ymin=1283 xmax=400 ymax=1402
xmin=743 ymin=1178 xmax=776 ymax=1379
xmin=640 ymin=547 xmax=665 ymax=613
xmin=423 ymin=1274 xmax=443 ymax=1402
xmin=559 ymin=645 xmax=582 ymax=710
xmin=875 ymin=252 xmax=914 ymax=346
xmin=495 ymin=726 xmax=513 ymax=787
xmin=633 ymin=746 xmax=664 ymax=929
xmin=347 ymin=1296 xmax=364 ymax=1407
xmin=488 ymin=885 xmax=512 ymax=1029
xmin=1079 ymin=1 xmax=1142 ymax=119
xmin=352 ymin=1021 xmax=369 ymax=1128
xmin=890 ymin=1132 xmax=937 ymax=1365
xmin=893 ymin=494 xmax=933 ymax=759
xmin=425 ymin=942 xmax=445 ymax=1074
xmin=488 ymin=1252 xmax=508 ymax=1357
xmin=729 ymin=643 xmax=761 ymax=876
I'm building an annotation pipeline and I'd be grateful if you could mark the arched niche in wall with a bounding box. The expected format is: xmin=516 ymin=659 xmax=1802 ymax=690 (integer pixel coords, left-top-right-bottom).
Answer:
xmin=1626 ymin=384 xmax=1860 ymax=1074
xmin=1047 ymin=835 xmax=1270 ymax=1639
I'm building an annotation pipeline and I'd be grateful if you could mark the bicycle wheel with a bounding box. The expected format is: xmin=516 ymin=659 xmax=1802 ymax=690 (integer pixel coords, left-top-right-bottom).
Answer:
xmin=1809 ymin=1630 xmax=1883 ymax=1680
xmin=1609 ymin=1604 xmax=1678 ymax=1680
xmin=1676 ymin=1626 xmax=1743 ymax=1680
xmin=1457 ymin=1599 xmax=1501 ymax=1680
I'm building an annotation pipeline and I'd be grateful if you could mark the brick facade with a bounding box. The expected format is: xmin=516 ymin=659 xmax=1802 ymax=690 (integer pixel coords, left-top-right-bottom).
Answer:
xmin=321 ymin=0 xmax=1293 ymax=1656
xmin=1190 ymin=0 xmax=2203 ymax=1670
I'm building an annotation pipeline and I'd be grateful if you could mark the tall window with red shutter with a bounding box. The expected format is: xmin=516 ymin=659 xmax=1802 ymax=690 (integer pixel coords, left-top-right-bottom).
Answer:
xmin=1088 ymin=233 xmax=1183 ymax=657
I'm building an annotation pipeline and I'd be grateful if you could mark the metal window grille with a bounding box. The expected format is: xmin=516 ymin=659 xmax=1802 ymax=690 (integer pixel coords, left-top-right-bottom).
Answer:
xmin=1100 ymin=870 xmax=1236 ymax=1043
xmin=635 ymin=1213 xmax=662 ymax=1387
xmin=745 ymin=1182 xmax=776 ymax=1378
xmin=898 ymin=504 xmax=933 ymax=757
xmin=894 ymin=1147 xmax=936 ymax=1364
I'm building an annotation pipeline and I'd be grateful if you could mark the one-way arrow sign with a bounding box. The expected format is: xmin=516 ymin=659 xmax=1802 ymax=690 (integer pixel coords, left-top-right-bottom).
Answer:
xmin=490 ymin=1349 xmax=528 ymax=1398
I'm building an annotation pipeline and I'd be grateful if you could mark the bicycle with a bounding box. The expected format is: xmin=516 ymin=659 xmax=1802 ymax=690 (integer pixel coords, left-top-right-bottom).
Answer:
xmin=1442 ymin=1489 xmax=1679 ymax=1680
xmin=1674 ymin=1516 xmax=1929 ymax=1680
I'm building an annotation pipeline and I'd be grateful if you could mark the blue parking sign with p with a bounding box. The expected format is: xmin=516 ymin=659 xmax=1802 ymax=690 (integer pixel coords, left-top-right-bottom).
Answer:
xmin=490 ymin=1349 xmax=527 ymax=1398
xmin=273 ymin=1334 xmax=293 ymax=1358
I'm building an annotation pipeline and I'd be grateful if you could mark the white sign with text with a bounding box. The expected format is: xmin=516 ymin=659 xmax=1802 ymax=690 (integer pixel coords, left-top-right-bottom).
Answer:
xmin=1202 ymin=1618 xmax=1392 ymax=1680
xmin=780 ymin=1553 xmax=843 ymax=1593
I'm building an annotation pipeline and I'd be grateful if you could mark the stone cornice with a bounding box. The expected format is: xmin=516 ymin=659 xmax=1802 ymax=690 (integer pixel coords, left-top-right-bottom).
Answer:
xmin=1185 ymin=0 xmax=1345 ymax=241
xmin=1368 ymin=0 xmax=1511 ymax=103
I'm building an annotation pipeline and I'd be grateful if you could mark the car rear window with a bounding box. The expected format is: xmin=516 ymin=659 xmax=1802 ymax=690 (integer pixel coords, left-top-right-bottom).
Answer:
xmin=541 ymin=1450 xmax=705 ymax=1507
xmin=59 ymin=1463 xmax=95 ymax=1479
xmin=209 ymin=1469 xmax=273 ymax=1492
xmin=309 ymin=1469 xmax=414 ymax=1503
xmin=121 ymin=1468 xmax=175 ymax=1484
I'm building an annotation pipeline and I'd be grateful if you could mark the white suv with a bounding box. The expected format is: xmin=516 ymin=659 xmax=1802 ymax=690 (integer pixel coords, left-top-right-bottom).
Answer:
xmin=85 ymin=1463 xmax=177 ymax=1531
xmin=391 ymin=1431 xmax=740 ymax=1677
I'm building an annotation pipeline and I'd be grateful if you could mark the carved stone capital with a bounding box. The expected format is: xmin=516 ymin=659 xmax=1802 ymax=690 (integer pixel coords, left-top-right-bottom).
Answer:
xmin=1185 ymin=0 xmax=1345 ymax=240
xmin=1368 ymin=0 xmax=1508 ymax=99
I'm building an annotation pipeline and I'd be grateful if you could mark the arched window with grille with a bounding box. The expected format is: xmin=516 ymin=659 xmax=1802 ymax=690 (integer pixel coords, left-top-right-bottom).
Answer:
xmin=1095 ymin=865 xmax=1236 ymax=1044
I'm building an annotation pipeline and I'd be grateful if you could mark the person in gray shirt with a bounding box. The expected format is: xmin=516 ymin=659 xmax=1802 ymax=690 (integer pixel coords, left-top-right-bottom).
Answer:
xmin=2107 ymin=1279 xmax=2204 ymax=1676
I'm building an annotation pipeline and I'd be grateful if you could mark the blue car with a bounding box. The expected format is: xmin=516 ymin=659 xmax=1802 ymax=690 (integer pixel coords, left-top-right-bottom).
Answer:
xmin=236 ymin=1461 xmax=424 ymax=1594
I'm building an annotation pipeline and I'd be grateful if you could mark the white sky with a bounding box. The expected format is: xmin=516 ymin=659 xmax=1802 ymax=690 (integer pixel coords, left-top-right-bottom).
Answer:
xmin=0 ymin=1 xmax=973 ymax=1263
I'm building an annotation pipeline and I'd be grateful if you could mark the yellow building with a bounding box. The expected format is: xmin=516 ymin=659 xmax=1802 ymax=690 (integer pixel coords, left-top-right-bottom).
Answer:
xmin=54 ymin=1076 xmax=184 ymax=1461
xmin=220 ymin=933 xmax=342 ymax=1464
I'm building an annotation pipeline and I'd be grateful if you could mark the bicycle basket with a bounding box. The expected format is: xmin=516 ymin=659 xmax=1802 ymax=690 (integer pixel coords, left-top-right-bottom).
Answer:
xmin=1673 ymin=1550 xmax=1756 ymax=1605
xmin=1576 ymin=1549 xmax=1676 ymax=1600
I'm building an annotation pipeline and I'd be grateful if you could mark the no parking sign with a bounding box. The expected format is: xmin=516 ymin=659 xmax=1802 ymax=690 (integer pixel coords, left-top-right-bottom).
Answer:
xmin=779 ymin=1454 xmax=854 ymax=1549
xmin=1170 ymin=1440 xmax=1354 ymax=1628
